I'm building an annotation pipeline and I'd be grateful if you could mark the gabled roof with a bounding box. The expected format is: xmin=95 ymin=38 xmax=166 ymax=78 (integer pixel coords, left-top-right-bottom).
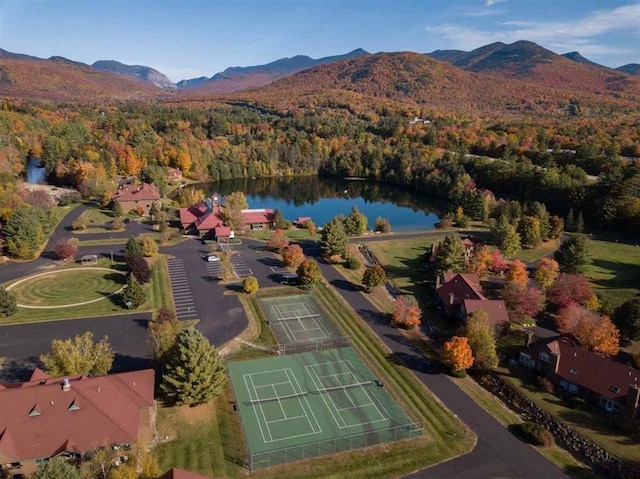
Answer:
xmin=214 ymin=226 xmax=231 ymax=237
xmin=29 ymin=367 xmax=50 ymax=382
xmin=113 ymin=183 xmax=161 ymax=202
xmin=437 ymin=273 xmax=486 ymax=305
xmin=241 ymin=208 xmax=274 ymax=225
xmin=0 ymin=369 xmax=154 ymax=461
xmin=159 ymin=468 xmax=210 ymax=479
xmin=463 ymin=299 xmax=509 ymax=326
xmin=179 ymin=202 xmax=209 ymax=225
xmin=527 ymin=336 xmax=640 ymax=401
xmin=195 ymin=210 xmax=224 ymax=231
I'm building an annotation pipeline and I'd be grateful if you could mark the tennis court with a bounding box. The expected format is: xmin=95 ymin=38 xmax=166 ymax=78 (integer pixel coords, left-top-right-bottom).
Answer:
xmin=228 ymin=347 xmax=423 ymax=470
xmin=260 ymin=295 xmax=343 ymax=345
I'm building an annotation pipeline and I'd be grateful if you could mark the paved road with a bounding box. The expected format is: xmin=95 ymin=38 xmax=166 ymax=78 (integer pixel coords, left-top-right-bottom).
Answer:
xmin=0 ymin=313 xmax=151 ymax=381
xmin=301 ymin=244 xmax=567 ymax=479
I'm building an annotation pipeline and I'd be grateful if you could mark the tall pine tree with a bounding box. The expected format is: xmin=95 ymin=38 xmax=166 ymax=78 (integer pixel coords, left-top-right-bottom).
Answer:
xmin=161 ymin=328 xmax=226 ymax=406
xmin=0 ymin=287 xmax=17 ymax=317
xmin=435 ymin=233 xmax=466 ymax=273
xmin=122 ymin=274 xmax=145 ymax=309
xmin=320 ymin=217 xmax=349 ymax=258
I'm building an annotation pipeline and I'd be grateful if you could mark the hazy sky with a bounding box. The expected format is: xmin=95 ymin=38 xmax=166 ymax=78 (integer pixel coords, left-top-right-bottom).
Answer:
xmin=1 ymin=0 xmax=638 ymax=82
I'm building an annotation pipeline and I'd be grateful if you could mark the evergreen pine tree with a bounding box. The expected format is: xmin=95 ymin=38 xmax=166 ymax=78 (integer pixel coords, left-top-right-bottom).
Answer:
xmin=122 ymin=274 xmax=145 ymax=309
xmin=124 ymin=236 xmax=142 ymax=259
xmin=435 ymin=233 xmax=466 ymax=272
xmin=0 ymin=287 xmax=17 ymax=317
xmin=161 ymin=327 xmax=226 ymax=406
xmin=554 ymin=234 xmax=590 ymax=274
xmin=575 ymin=211 xmax=585 ymax=233
xmin=565 ymin=208 xmax=575 ymax=232
xmin=320 ymin=217 xmax=349 ymax=258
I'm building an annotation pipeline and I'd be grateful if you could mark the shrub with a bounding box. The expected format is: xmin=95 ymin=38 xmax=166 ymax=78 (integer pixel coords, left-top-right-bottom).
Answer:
xmin=57 ymin=191 xmax=82 ymax=206
xmin=536 ymin=376 xmax=555 ymax=394
xmin=344 ymin=256 xmax=361 ymax=270
xmin=435 ymin=216 xmax=454 ymax=229
xmin=111 ymin=217 xmax=125 ymax=230
xmin=518 ymin=422 xmax=555 ymax=447
xmin=242 ymin=276 xmax=259 ymax=294
xmin=72 ymin=217 xmax=88 ymax=230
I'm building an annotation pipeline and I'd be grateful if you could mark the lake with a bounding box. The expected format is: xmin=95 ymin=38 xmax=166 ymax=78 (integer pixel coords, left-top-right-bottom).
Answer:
xmin=183 ymin=176 xmax=448 ymax=232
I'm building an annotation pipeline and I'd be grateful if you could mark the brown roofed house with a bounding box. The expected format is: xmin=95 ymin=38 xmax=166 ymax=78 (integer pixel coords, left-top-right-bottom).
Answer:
xmin=519 ymin=336 xmax=640 ymax=416
xmin=113 ymin=182 xmax=161 ymax=216
xmin=0 ymin=369 xmax=156 ymax=478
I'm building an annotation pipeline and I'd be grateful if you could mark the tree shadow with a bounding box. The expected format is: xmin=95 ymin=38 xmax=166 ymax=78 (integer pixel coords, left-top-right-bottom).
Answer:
xmin=330 ymin=279 xmax=362 ymax=292
xmin=0 ymin=357 xmax=42 ymax=382
xmin=588 ymin=258 xmax=638 ymax=290
xmin=386 ymin=351 xmax=438 ymax=375
xmin=111 ymin=353 xmax=151 ymax=373
xmin=357 ymin=308 xmax=390 ymax=325
xmin=225 ymin=284 xmax=244 ymax=293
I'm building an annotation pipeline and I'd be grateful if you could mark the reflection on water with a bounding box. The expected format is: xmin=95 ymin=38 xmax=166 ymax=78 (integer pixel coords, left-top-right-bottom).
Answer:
xmin=183 ymin=176 xmax=449 ymax=232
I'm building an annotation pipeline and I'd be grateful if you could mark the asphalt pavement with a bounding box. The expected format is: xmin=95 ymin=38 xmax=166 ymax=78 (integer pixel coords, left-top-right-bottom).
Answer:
xmin=301 ymin=244 xmax=568 ymax=479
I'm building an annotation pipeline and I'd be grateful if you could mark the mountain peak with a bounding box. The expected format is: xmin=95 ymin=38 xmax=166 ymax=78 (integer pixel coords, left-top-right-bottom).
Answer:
xmin=616 ymin=63 xmax=640 ymax=76
xmin=561 ymin=51 xmax=602 ymax=68
xmin=92 ymin=60 xmax=176 ymax=89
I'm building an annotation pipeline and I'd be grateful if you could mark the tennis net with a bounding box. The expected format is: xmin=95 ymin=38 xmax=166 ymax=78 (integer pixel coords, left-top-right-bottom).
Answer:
xmin=245 ymin=390 xmax=309 ymax=405
xmin=272 ymin=313 xmax=322 ymax=322
xmin=312 ymin=380 xmax=373 ymax=394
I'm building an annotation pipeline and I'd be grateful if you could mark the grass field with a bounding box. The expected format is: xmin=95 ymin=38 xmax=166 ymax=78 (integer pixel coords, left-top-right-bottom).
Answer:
xmin=252 ymin=229 xmax=320 ymax=242
xmin=583 ymin=238 xmax=640 ymax=307
xmin=8 ymin=268 xmax=125 ymax=306
xmin=515 ymin=239 xmax=560 ymax=263
xmin=0 ymin=256 xmax=170 ymax=324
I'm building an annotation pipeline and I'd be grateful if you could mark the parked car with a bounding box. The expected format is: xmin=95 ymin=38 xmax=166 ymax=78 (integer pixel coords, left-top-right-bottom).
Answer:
xmin=279 ymin=273 xmax=299 ymax=285
xmin=203 ymin=254 xmax=220 ymax=262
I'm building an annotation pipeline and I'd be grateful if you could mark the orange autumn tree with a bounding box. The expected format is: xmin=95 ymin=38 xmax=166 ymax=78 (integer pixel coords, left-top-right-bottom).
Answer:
xmin=441 ymin=336 xmax=474 ymax=374
xmin=267 ymin=229 xmax=289 ymax=253
xmin=534 ymin=257 xmax=560 ymax=290
xmin=467 ymin=244 xmax=492 ymax=277
xmin=281 ymin=244 xmax=305 ymax=268
xmin=505 ymin=259 xmax=529 ymax=286
xmin=392 ymin=296 xmax=422 ymax=329
xmin=556 ymin=303 xmax=620 ymax=355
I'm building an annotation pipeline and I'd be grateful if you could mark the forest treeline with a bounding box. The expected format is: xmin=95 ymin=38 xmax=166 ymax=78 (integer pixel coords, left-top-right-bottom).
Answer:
xmin=0 ymin=99 xmax=639 ymax=232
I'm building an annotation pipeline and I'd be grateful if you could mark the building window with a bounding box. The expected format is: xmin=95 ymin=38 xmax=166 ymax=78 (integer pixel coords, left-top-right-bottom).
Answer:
xmin=559 ymin=379 xmax=578 ymax=395
xmin=599 ymin=397 xmax=620 ymax=413
xmin=519 ymin=353 xmax=535 ymax=368
xmin=610 ymin=386 xmax=621 ymax=394
xmin=539 ymin=352 xmax=550 ymax=362
xmin=569 ymin=368 xmax=578 ymax=375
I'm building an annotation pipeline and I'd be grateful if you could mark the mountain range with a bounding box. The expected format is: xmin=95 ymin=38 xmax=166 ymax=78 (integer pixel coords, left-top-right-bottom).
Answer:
xmin=0 ymin=42 xmax=639 ymax=116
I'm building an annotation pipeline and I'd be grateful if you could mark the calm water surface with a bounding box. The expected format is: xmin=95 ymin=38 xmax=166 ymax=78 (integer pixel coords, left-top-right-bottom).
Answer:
xmin=185 ymin=176 xmax=448 ymax=232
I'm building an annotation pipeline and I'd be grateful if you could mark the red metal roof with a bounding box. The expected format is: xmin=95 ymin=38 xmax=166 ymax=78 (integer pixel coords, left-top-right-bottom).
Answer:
xmin=240 ymin=209 xmax=274 ymax=225
xmin=214 ymin=226 xmax=231 ymax=237
xmin=0 ymin=369 xmax=154 ymax=462
xmin=113 ymin=183 xmax=160 ymax=202
xmin=195 ymin=210 xmax=224 ymax=231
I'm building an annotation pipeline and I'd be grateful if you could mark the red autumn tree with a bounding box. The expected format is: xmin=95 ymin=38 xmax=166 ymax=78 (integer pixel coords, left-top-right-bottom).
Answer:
xmin=391 ymin=296 xmax=422 ymax=329
xmin=534 ymin=257 xmax=560 ymax=290
xmin=54 ymin=238 xmax=78 ymax=261
xmin=501 ymin=282 xmax=545 ymax=323
xmin=547 ymin=273 xmax=593 ymax=309
xmin=489 ymin=249 xmax=509 ymax=273
xmin=441 ymin=336 xmax=474 ymax=373
xmin=505 ymin=259 xmax=529 ymax=286
xmin=267 ymin=229 xmax=289 ymax=253
xmin=281 ymin=244 xmax=305 ymax=268
xmin=556 ymin=303 xmax=619 ymax=355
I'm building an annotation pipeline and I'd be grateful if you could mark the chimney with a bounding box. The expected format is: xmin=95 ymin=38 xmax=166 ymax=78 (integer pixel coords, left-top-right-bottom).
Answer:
xmin=627 ymin=384 xmax=640 ymax=410
xmin=62 ymin=378 xmax=71 ymax=392
xmin=549 ymin=352 xmax=560 ymax=374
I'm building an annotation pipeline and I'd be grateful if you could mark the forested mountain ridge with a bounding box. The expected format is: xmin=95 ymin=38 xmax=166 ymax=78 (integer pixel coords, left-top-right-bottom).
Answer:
xmin=0 ymin=56 xmax=167 ymax=101
xmin=181 ymin=48 xmax=370 ymax=93
xmin=425 ymin=40 xmax=639 ymax=97
xmin=234 ymin=50 xmax=640 ymax=116
xmin=617 ymin=64 xmax=640 ymax=76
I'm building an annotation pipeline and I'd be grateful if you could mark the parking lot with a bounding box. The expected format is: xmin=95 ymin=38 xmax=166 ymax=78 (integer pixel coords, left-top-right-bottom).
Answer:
xmin=205 ymin=252 xmax=253 ymax=278
xmin=258 ymin=254 xmax=289 ymax=274
xmin=166 ymin=258 xmax=197 ymax=320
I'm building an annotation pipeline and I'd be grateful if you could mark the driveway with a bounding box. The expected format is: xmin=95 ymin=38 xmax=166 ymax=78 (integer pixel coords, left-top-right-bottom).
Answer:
xmin=300 ymin=243 xmax=567 ymax=479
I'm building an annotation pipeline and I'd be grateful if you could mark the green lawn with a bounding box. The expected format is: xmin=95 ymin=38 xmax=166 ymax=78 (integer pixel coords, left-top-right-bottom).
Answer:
xmin=251 ymin=228 xmax=320 ymax=242
xmin=74 ymin=207 xmax=141 ymax=234
xmin=583 ymin=238 xmax=640 ymax=308
xmin=515 ymin=239 xmax=560 ymax=263
xmin=0 ymin=256 xmax=171 ymax=324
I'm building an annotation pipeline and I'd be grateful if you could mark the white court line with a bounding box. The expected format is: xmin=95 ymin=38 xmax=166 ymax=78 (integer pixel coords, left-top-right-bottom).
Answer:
xmin=305 ymin=365 xmax=345 ymax=428
xmin=271 ymin=384 xmax=288 ymax=419
xmin=286 ymin=369 xmax=322 ymax=434
xmin=244 ymin=374 xmax=271 ymax=444
xmin=271 ymin=306 xmax=294 ymax=343
xmin=343 ymin=360 xmax=390 ymax=422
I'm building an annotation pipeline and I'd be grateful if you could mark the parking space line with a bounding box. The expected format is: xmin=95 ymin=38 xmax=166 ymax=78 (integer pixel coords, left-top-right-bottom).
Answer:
xmin=166 ymin=259 xmax=197 ymax=320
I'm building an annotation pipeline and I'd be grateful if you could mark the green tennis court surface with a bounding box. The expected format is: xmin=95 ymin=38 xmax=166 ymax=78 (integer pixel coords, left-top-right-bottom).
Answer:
xmin=228 ymin=347 xmax=423 ymax=470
